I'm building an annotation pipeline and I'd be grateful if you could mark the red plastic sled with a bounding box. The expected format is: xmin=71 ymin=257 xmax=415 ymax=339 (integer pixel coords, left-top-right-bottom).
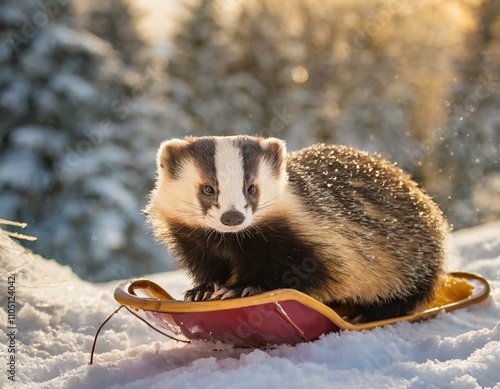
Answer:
xmin=114 ymin=272 xmax=490 ymax=348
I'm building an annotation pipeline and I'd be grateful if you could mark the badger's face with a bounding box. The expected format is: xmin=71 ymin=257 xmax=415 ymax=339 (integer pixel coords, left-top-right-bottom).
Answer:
xmin=152 ymin=136 xmax=287 ymax=233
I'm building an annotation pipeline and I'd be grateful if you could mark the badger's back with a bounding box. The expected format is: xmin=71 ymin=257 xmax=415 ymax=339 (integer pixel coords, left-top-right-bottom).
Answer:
xmin=284 ymin=144 xmax=447 ymax=309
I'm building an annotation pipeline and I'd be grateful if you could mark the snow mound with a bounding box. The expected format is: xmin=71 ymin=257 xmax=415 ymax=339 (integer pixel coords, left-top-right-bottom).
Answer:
xmin=0 ymin=223 xmax=499 ymax=388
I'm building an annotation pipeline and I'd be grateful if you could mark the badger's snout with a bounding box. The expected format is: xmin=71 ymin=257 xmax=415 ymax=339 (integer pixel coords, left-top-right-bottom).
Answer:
xmin=220 ymin=210 xmax=245 ymax=226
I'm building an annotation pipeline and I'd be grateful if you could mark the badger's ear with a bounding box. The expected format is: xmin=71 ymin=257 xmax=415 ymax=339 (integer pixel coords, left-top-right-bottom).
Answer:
xmin=260 ymin=137 xmax=287 ymax=177
xmin=156 ymin=138 xmax=190 ymax=178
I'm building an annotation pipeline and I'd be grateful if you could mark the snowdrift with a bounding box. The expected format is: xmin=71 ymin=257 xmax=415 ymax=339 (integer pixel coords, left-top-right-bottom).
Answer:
xmin=0 ymin=223 xmax=499 ymax=388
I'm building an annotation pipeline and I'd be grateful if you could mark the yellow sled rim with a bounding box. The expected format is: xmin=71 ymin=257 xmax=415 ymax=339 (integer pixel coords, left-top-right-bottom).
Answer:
xmin=115 ymin=271 xmax=490 ymax=332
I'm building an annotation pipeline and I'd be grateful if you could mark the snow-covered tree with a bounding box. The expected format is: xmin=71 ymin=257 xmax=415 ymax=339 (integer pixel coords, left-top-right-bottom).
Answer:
xmin=159 ymin=0 xmax=248 ymax=136
xmin=229 ymin=1 xmax=291 ymax=137
xmin=0 ymin=0 xmax=166 ymax=281
xmin=77 ymin=0 xmax=146 ymax=66
xmin=437 ymin=0 xmax=500 ymax=228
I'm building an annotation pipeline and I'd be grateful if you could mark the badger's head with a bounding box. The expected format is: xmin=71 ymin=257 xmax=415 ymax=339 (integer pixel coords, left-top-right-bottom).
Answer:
xmin=150 ymin=136 xmax=287 ymax=233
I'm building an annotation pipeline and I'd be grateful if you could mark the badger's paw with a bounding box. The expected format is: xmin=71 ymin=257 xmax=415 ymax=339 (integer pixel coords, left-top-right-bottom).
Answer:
xmin=184 ymin=282 xmax=221 ymax=301
xmin=210 ymin=285 xmax=263 ymax=300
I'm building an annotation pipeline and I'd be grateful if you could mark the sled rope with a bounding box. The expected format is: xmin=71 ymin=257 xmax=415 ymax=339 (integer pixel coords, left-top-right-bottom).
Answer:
xmin=89 ymin=305 xmax=124 ymax=365
xmin=89 ymin=305 xmax=190 ymax=365
xmin=123 ymin=305 xmax=191 ymax=344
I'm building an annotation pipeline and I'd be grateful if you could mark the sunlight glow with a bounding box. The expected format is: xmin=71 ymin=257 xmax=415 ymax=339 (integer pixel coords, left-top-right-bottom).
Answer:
xmin=292 ymin=66 xmax=309 ymax=83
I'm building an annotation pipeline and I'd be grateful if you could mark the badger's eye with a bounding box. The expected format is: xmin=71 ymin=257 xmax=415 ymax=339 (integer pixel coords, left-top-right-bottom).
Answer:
xmin=247 ymin=184 xmax=256 ymax=195
xmin=202 ymin=185 xmax=215 ymax=195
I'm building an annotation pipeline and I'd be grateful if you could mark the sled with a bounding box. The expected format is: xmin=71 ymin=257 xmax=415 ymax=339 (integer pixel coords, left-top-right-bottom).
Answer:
xmin=113 ymin=272 xmax=490 ymax=348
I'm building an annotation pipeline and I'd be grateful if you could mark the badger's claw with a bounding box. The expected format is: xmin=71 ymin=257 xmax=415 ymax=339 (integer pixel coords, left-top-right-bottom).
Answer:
xmin=184 ymin=282 xmax=221 ymax=301
xmin=210 ymin=285 xmax=262 ymax=300
xmin=210 ymin=286 xmax=234 ymax=300
xmin=241 ymin=286 xmax=262 ymax=297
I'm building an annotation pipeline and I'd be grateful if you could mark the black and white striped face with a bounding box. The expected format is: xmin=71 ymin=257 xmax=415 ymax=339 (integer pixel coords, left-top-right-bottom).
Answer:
xmin=154 ymin=136 xmax=287 ymax=233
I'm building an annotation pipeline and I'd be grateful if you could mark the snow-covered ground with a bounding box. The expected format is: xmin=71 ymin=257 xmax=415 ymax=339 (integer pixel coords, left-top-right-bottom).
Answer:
xmin=0 ymin=223 xmax=499 ymax=389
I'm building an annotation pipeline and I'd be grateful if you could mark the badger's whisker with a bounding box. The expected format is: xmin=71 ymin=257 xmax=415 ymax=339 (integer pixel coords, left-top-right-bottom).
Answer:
xmin=252 ymin=225 xmax=268 ymax=242
xmin=215 ymin=233 xmax=225 ymax=248
xmin=176 ymin=199 xmax=204 ymax=212
xmin=206 ymin=229 xmax=216 ymax=243
xmin=235 ymin=232 xmax=244 ymax=251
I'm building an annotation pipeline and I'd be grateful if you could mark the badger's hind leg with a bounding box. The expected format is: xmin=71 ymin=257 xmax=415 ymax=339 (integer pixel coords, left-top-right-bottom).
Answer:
xmin=342 ymin=291 xmax=433 ymax=324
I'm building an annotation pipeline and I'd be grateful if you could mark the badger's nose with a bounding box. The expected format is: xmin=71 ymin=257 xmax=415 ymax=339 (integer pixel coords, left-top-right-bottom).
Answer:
xmin=220 ymin=210 xmax=245 ymax=226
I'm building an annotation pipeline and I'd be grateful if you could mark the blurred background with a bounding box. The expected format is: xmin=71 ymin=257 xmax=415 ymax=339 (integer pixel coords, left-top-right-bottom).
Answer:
xmin=0 ymin=0 xmax=499 ymax=282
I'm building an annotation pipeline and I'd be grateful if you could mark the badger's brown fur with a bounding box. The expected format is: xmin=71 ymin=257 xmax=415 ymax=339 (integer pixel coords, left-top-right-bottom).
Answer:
xmin=146 ymin=135 xmax=447 ymax=323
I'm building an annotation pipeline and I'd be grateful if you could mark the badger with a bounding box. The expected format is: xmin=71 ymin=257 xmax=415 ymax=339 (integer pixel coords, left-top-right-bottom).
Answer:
xmin=145 ymin=135 xmax=447 ymax=323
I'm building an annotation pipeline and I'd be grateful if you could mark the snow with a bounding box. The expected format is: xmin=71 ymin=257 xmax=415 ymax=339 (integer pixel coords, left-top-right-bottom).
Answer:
xmin=1 ymin=223 xmax=499 ymax=389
